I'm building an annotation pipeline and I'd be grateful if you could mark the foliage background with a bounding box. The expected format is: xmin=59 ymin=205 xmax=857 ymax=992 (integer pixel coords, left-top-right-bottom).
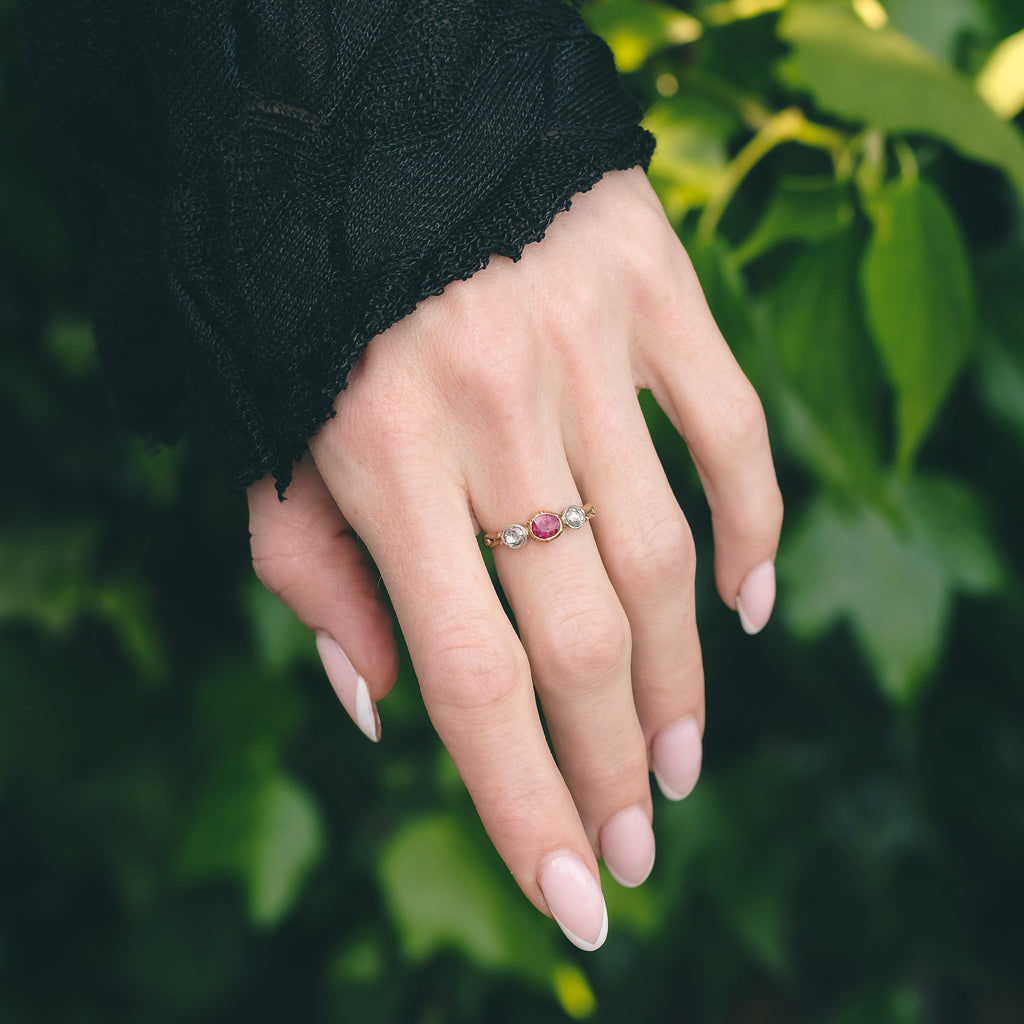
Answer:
xmin=2 ymin=0 xmax=1023 ymax=1021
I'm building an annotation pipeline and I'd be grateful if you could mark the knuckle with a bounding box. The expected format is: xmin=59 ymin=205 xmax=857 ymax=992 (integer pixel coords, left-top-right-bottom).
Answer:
xmin=595 ymin=745 xmax=653 ymax=793
xmin=251 ymin=544 xmax=326 ymax=609
xmin=690 ymin=377 xmax=769 ymax=456
xmin=619 ymin=510 xmax=695 ymax=583
xmin=443 ymin=330 xmax=540 ymax=412
xmin=421 ymin=618 xmax=529 ymax=716
xmin=536 ymin=603 xmax=631 ymax=685
xmin=251 ymin=549 xmax=302 ymax=605
xmin=341 ymin=402 xmax=431 ymax=476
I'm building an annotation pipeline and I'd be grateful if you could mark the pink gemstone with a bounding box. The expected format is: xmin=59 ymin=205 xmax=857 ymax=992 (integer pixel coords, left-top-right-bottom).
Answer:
xmin=530 ymin=513 xmax=562 ymax=541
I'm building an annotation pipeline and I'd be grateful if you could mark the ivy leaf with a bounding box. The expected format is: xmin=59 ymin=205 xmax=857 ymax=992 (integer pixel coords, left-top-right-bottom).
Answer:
xmin=178 ymin=768 xmax=325 ymax=928
xmin=767 ymin=230 xmax=885 ymax=493
xmin=246 ymin=775 xmax=326 ymax=926
xmin=779 ymin=476 xmax=1003 ymax=703
xmin=0 ymin=522 xmax=97 ymax=632
xmin=861 ymin=178 xmax=975 ymax=471
xmin=0 ymin=522 xmax=165 ymax=681
xmin=378 ymin=813 xmax=558 ymax=984
xmin=777 ymin=3 xmax=1024 ymax=199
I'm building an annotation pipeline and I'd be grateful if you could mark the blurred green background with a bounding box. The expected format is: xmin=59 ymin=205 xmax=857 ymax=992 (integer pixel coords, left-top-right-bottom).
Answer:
xmin=2 ymin=0 xmax=1023 ymax=1021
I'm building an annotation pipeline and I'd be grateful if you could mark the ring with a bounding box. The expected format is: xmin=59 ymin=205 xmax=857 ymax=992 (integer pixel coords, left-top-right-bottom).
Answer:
xmin=483 ymin=504 xmax=596 ymax=549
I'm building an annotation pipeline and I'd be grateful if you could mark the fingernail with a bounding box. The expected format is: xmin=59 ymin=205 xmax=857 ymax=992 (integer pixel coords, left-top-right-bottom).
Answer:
xmin=651 ymin=716 xmax=702 ymax=801
xmin=315 ymin=632 xmax=380 ymax=742
xmin=539 ymin=850 xmax=609 ymax=952
xmin=736 ymin=559 xmax=776 ymax=635
xmin=600 ymin=805 xmax=655 ymax=888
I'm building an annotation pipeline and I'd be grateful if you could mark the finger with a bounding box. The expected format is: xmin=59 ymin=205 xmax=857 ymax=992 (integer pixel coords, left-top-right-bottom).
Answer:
xmin=312 ymin=452 xmax=610 ymax=949
xmin=248 ymin=456 xmax=399 ymax=741
xmin=473 ymin=427 xmax=655 ymax=889
xmin=566 ymin=376 xmax=705 ymax=804
xmin=636 ymin=245 xmax=784 ymax=633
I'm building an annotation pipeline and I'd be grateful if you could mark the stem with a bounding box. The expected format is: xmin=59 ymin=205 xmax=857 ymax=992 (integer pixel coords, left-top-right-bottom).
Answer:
xmin=697 ymin=107 xmax=806 ymax=243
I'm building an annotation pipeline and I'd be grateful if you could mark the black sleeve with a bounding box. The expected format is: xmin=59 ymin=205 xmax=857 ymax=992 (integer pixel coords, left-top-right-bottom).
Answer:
xmin=20 ymin=0 xmax=653 ymax=491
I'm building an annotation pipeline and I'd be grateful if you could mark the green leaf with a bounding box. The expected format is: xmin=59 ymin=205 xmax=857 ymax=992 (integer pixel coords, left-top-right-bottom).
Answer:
xmin=584 ymin=0 xmax=702 ymax=73
xmin=883 ymin=0 xmax=994 ymax=63
xmin=779 ymin=476 xmax=1003 ymax=703
xmin=243 ymin=575 xmax=319 ymax=675
xmin=378 ymin=812 xmax=558 ymax=984
xmin=246 ymin=774 xmax=326 ymax=926
xmin=178 ymin=767 xmax=326 ymax=928
xmin=0 ymin=522 xmax=97 ymax=632
xmin=976 ymin=240 xmax=1024 ymax=449
xmin=861 ymin=178 xmax=975 ymax=471
xmin=767 ymin=230 xmax=885 ymax=492
xmin=777 ymin=2 xmax=1024 ymax=199
xmin=733 ymin=176 xmax=853 ymax=267
xmin=645 ymin=93 xmax=737 ymax=222
xmin=687 ymin=237 xmax=763 ymax=380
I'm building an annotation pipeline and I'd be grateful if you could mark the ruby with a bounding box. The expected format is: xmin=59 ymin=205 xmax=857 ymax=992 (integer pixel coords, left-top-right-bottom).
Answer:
xmin=530 ymin=513 xmax=562 ymax=541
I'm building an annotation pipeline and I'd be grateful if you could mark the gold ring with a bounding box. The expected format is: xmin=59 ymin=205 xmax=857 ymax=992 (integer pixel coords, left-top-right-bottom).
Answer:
xmin=483 ymin=504 xmax=596 ymax=549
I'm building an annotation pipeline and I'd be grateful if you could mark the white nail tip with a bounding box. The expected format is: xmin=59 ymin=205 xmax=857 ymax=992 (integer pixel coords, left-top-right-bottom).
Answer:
xmin=653 ymin=766 xmax=687 ymax=802
xmin=736 ymin=599 xmax=760 ymax=636
xmin=606 ymin=848 xmax=656 ymax=889
xmin=354 ymin=676 xmax=380 ymax=742
xmin=553 ymin=902 xmax=609 ymax=953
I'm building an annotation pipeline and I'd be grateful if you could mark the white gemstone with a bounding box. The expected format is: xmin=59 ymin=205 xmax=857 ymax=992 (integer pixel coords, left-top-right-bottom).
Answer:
xmin=562 ymin=505 xmax=586 ymax=529
xmin=502 ymin=524 xmax=528 ymax=548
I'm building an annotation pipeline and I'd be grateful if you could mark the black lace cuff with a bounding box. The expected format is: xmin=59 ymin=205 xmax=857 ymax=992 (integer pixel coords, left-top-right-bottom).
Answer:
xmin=22 ymin=0 xmax=653 ymax=489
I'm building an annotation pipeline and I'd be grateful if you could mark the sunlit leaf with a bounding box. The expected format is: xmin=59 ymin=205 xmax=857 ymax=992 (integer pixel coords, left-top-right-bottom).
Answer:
xmin=977 ymin=27 xmax=1024 ymax=120
xmin=585 ymin=0 xmax=702 ymax=72
xmin=378 ymin=813 xmax=557 ymax=984
xmin=552 ymin=963 xmax=598 ymax=1020
xmin=645 ymin=93 xmax=738 ymax=221
xmin=861 ymin=178 xmax=975 ymax=471
xmin=778 ymin=3 xmax=1024 ymax=199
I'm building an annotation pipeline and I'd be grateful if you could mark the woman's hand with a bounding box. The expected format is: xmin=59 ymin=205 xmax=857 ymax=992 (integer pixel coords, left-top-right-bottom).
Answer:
xmin=247 ymin=168 xmax=782 ymax=950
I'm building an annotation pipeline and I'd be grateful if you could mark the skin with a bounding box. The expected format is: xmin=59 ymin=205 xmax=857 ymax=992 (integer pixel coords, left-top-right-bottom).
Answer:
xmin=247 ymin=168 xmax=783 ymax=928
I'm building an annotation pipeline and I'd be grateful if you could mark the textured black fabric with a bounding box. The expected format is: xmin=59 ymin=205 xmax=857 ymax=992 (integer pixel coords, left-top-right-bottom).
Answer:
xmin=21 ymin=0 xmax=653 ymax=490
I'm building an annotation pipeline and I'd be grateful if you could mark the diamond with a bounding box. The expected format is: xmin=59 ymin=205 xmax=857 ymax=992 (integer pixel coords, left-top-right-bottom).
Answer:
xmin=502 ymin=524 xmax=528 ymax=548
xmin=530 ymin=513 xmax=562 ymax=541
xmin=562 ymin=505 xmax=586 ymax=529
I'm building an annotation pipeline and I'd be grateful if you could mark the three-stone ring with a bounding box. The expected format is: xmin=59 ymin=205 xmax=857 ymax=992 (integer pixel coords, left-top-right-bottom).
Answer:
xmin=483 ymin=504 xmax=596 ymax=549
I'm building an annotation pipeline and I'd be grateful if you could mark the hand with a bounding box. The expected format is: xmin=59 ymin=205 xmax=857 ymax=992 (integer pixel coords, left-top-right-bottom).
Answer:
xmin=247 ymin=168 xmax=783 ymax=950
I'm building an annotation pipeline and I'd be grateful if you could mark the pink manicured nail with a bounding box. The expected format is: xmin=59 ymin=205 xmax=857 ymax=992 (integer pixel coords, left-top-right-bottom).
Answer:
xmin=600 ymin=805 xmax=655 ymax=888
xmin=651 ymin=716 xmax=703 ymax=801
xmin=736 ymin=560 xmax=776 ymax=635
xmin=315 ymin=632 xmax=380 ymax=742
xmin=539 ymin=851 xmax=609 ymax=952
